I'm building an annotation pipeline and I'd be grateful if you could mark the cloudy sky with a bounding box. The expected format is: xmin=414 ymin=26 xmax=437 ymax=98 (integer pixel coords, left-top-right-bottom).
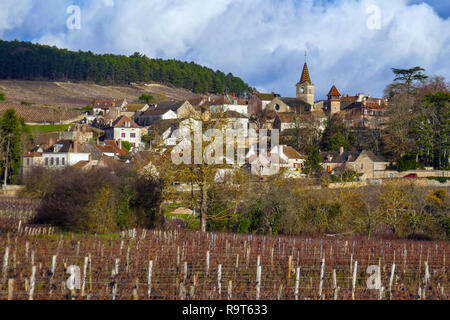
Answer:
xmin=0 ymin=0 xmax=449 ymax=98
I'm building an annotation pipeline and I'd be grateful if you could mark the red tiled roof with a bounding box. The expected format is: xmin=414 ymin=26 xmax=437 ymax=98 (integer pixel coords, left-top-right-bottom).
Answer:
xmin=328 ymin=85 xmax=341 ymax=97
xmin=24 ymin=152 xmax=42 ymax=158
xmin=95 ymin=140 xmax=129 ymax=156
xmin=112 ymin=115 xmax=140 ymax=128
xmin=93 ymin=99 xmax=116 ymax=108
xmin=210 ymin=95 xmax=247 ymax=106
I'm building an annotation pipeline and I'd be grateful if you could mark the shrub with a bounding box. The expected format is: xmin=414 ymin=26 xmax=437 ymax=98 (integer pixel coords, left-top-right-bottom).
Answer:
xmin=397 ymin=154 xmax=419 ymax=171
xmin=33 ymin=167 xmax=164 ymax=233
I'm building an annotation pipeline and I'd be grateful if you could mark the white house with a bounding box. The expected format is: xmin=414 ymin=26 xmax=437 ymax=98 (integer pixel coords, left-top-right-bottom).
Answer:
xmin=137 ymin=109 xmax=177 ymax=126
xmin=269 ymin=145 xmax=306 ymax=170
xmin=42 ymin=140 xmax=91 ymax=168
xmin=104 ymin=115 xmax=142 ymax=150
xmin=209 ymin=95 xmax=248 ymax=116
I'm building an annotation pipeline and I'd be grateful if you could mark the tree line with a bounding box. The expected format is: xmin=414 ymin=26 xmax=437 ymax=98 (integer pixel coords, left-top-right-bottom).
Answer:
xmin=0 ymin=40 xmax=253 ymax=96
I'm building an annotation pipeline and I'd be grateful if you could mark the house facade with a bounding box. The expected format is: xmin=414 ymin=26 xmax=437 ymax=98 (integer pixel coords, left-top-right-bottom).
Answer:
xmin=104 ymin=115 xmax=142 ymax=150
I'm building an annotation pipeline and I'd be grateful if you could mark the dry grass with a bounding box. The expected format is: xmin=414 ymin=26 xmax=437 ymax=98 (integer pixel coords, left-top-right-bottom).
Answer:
xmin=0 ymin=80 xmax=202 ymax=110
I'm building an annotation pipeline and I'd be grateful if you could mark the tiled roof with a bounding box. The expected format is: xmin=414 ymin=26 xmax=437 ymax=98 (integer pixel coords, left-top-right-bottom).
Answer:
xmin=156 ymin=100 xmax=187 ymax=111
xmin=321 ymin=151 xmax=359 ymax=164
xmin=279 ymin=97 xmax=311 ymax=110
xmin=359 ymin=150 xmax=386 ymax=162
xmin=93 ymin=99 xmax=116 ymax=108
xmin=142 ymin=109 xmax=173 ymax=116
xmin=328 ymin=85 xmax=341 ymax=97
xmin=299 ymin=63 xmax=311 ymax=84
xmin=95 ymin=140 xmax=129 ymax=156
xmin=24 ymin=152 xmax=42 ymax=158
xmin=282 ymin=146 xmax=305 ymax=159
xmin=111 ymin=115 xmax=140 ymax=128
xmin=255 ymin=93 xmax=279 ymax=101
xmin=210 ymin=95 xmax=247 ymax=106
xmin=343 ymin=102 xmax=386 ymax=111
xmin=45 ymin=140 xmax=73 ymax=153
xmin=125 ymin=104 xmax=148 ymax=112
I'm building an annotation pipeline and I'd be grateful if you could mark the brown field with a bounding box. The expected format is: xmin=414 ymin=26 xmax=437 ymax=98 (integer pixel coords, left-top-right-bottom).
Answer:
xmin=0 ymin=80 xmax=201 ymax=110
xmin=0 ymin=226 xmax=448 ymax=300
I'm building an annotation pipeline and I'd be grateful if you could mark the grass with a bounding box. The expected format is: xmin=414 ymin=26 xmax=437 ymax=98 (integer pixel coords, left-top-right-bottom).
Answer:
xmin=21 ymin=101 xmax=36 ymax=105
xmin=27 ymin=124 xmax=71 ymax=133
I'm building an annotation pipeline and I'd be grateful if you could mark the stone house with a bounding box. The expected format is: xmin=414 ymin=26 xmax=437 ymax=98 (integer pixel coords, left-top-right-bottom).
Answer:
xmin=155 ymin=100 xmax=196 ymax=119
xmin=104 ymin=115 xmax=142 ymax=150
xmin=42 ymin=140 xmax=91 ymax=169
xmin=248 ymin=92 xmax=280 ymax=115
xmin=121 ymin=104 xmax=150 ymax=119
xmin=137 ymin=109 xmax=177 ymax=126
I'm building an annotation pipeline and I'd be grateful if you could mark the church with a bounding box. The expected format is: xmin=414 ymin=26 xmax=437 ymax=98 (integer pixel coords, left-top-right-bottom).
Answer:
xmin=248 ymin=59 xmax=388 ymax=131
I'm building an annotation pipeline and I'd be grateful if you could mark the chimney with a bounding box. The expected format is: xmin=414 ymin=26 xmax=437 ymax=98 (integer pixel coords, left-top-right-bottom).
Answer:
xmin=73 ymin=139 xmax=78 ymax=153
xmin=48 ymin=137 xmax=54 ymax=147
xmin=88 ymin=153 xmax=92 ymax=163
xmin=340 ymin=146 xmax=344 ymax=155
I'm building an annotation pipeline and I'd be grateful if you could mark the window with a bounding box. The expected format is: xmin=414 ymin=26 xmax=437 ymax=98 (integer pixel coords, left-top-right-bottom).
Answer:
xmin=130 ymin=133 xmax=136 ymax=138
xmin=26 ymin=158 xmax=30 ymax=166
xmin=56 ymin=158 xmax=59 ymax=165
xmin=62 ymin=157 xmax=65 ymax=165
xmin=121 ymin=133 xmax=126 ymax=138
xmin=275 ymin=104 xmax=280 ymax=111
xmin=45 ymin=158 xmax=48 ymax=166
xmin=361 ymin=163 xmax=364 ymax=170
xmin=50 ymin=157 xmax=54 ymax=166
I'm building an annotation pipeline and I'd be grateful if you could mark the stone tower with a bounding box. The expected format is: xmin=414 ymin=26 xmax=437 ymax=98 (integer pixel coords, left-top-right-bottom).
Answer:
xmin=327 ymin=85 xmax=341 ymax=116
xmin=296 ymin=62 xmax=315 ymax=107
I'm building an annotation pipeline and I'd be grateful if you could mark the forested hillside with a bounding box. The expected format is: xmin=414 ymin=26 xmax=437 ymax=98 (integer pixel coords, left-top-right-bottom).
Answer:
xmin=0 ymin=40 xmax=252 ymax=96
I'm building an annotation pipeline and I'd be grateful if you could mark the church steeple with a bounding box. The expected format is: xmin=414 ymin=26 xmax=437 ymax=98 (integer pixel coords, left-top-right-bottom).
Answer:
xmin=300 ymin=62 xmax=312 ymax=84
xmin=296 ymin=58 xmax=315 ymax=106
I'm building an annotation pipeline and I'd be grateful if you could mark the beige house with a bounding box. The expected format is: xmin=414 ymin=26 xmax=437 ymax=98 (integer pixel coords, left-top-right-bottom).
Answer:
xmin=104 ymin=115 xmax=142 ymax=150
xmin=321 ymin=148 xmax=390 ymax=180
xmin=155 ymin=100 xmax=197 ymax=119
xmin=121 ymin=104 xmax=150 ymax=119
xmin=22 ymin=151 xmax=43 ymax=175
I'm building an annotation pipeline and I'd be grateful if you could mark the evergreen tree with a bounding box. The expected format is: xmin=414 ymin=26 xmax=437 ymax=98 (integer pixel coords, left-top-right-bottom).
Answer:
xmin=0 ymin=109 xmax=24 ymax=184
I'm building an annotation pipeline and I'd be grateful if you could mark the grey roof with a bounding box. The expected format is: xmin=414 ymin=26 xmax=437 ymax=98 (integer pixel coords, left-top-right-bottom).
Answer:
xmin=156 ymin=101 xmax=187 ymax=112
xmin=45 ymin=140 xmax=73 ymax=153
xmin=78 ymin=143 xmax=103 ymax=161
xmin=320 ymin=151 xmax=359 ymax=164
xmin=279 ymin=97 xmax=311 ymax=112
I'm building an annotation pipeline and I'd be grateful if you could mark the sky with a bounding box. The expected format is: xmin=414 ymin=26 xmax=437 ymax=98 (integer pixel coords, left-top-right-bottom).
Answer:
xmin=0 ymin=0 xmax=449 ymax=99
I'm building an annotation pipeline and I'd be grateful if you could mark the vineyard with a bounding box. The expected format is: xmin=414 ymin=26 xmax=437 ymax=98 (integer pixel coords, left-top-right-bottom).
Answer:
xmin=0 ymin=228 xmax=448 ymax=300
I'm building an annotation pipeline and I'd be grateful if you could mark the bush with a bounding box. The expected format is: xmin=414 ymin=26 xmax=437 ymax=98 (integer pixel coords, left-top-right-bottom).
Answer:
xmin=397 ymin=154 xmax=419 ymax=171
xmin=0 ymin=92 xmax=5 ymax=101
xmin=33 ymin=167 xmax=164 ymax=233
xmin=121 ymin=141 xmax=132 ymax=152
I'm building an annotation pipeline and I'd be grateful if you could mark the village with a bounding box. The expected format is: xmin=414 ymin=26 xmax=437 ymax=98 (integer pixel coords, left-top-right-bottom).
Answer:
xmin=15 ymin=62 xmax=449 ymax=186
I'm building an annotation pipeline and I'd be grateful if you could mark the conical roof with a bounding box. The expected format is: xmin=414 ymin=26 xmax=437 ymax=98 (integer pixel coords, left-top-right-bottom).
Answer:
xmin=299 ymin=63 xmax=311 ymax=84
xmin=327 ymin=85 xmax=341 ymax=97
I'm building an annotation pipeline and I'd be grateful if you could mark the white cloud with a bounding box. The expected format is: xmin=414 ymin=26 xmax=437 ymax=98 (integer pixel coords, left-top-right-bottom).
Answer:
xmin=0 ymin=0 xmax=34 ymax=36
xmin=2 ymin=0 xmax=450 ymax=98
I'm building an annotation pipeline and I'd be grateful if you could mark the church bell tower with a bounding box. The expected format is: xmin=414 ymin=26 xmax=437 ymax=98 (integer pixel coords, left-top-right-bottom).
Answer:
xmin=296 ymin=61 xmax=315 ymax=107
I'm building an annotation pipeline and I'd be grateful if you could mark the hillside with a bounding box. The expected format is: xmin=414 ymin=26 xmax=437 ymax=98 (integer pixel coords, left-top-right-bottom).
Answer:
xmin=0 ymin=40 xmax=253 ymax=96
xmin=0 ymin=80 xmax=202 ymax=110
